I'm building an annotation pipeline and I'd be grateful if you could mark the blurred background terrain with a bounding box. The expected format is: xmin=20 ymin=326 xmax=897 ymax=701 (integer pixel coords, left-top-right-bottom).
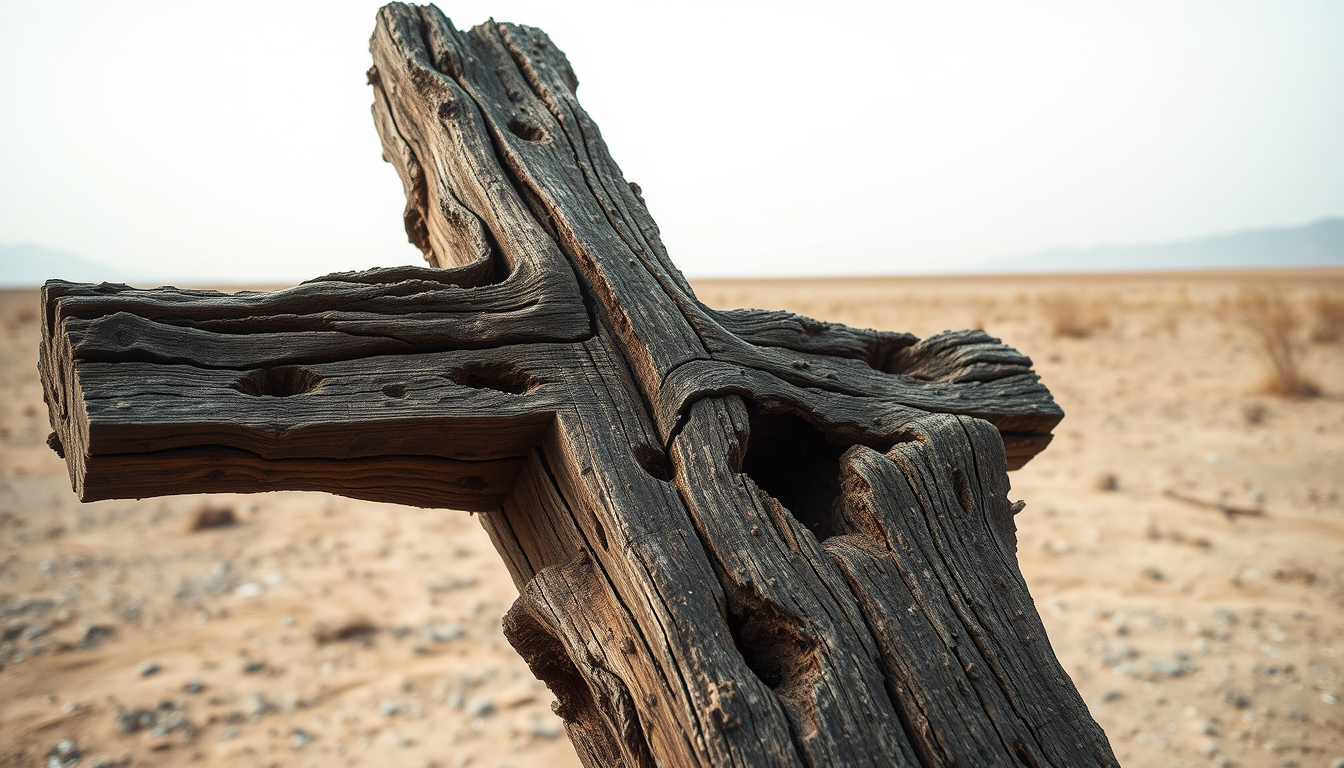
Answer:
xmin=2 ymin=269 xmax=1342 ymax=767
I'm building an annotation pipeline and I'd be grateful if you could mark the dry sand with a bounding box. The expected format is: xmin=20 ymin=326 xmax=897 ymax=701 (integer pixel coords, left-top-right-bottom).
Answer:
xmin=1 ymin=270 xmax=1341 ymax=767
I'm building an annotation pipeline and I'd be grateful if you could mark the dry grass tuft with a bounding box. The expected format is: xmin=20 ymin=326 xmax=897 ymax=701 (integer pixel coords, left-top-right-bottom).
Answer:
xmin=1040 ymin=293 xmax=1109 ymax=338
xmin=1233 ymin=290 xmax=1319 ymax=398
xmin=312 ymin=617 xmax=378 ymax=645
xmin=186 ymin=504 xmax=237 ymax=531
xmin=1308 ymin=291 xmax=1344 ymax=343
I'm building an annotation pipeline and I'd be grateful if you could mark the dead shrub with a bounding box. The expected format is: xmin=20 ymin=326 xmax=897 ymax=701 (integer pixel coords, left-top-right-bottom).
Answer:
xmin=1308 ymin=291 xmax=1344 ymax=343
xmin=312 ymin=617 xmax=378 ymax=645
xmin=1040 ymin=293 xmax=1109 ymax=338
xmin=1232 ymin=290 xmax=1319 ymax=398
xmin=186 ymin=504 xmax=237 ymax=531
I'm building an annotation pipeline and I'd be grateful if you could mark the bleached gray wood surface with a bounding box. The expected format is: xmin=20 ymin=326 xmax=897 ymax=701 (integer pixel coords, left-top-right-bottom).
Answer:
xmin=39 ymin=4 xmax=1116 ymax=765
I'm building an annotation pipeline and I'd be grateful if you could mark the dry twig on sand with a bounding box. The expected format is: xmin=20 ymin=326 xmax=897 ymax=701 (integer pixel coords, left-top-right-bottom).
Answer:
xmin=1162 ymin=489 xmax=1264 ymax=520
xmin=1232 ymin=290 xmax=1319 ymax=398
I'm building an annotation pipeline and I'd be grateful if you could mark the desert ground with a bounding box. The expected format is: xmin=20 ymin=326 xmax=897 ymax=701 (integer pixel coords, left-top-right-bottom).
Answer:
xmin=1 ymin=269 xmax=1341 ymax=767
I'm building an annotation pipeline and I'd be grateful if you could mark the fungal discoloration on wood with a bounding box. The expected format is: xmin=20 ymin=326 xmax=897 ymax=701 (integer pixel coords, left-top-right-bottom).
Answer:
xmin=37 ymin=4 xmax=1115 ymax=765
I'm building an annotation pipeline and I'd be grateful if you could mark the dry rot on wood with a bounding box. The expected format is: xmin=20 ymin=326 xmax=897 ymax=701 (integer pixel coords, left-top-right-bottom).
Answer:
xmin=36 ymin=4 xmax=1117 ymax=766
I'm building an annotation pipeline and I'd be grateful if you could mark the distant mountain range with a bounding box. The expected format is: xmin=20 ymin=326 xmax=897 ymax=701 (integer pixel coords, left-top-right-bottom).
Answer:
xmin=4 ymin=218 xmax=1342 ymax=286
xmin=0 ymin=242 xmax=149 ymax=287
xmin=985 ymin=218 xmax=1344 ymax=273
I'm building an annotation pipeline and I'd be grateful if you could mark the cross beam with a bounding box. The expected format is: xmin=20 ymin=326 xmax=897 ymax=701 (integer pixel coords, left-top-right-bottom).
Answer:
xmin=39 ymin=4 xmax=1117 ymax=766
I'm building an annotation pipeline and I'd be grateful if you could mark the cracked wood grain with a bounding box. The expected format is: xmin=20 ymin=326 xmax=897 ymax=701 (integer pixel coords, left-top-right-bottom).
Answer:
xmin=35 ymin=3 xmax=1115 ymax=766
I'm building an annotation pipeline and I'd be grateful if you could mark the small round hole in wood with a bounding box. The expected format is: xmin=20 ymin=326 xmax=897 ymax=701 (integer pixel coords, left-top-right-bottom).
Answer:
xmin=507 ymin=117 xmax=547 ymax=142
xmin=232 ymin=367 xmax=322 ymax=397
xmin=382 ymin=384 xmax=408 ymax=398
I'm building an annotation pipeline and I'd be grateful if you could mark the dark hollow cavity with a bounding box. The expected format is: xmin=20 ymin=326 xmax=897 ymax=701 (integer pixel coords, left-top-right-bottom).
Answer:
xmin=446 ymin=363 xmax=539 ymax=395
xmin=232 ymin=366 xmax=322 ymax=397
xmin=742 ymin=409 xmax=846 ymax=541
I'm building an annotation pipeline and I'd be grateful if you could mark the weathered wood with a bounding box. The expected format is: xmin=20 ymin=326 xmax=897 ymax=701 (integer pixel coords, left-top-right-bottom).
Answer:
xmin=36 ymin=3 xmax=1116 ymax=766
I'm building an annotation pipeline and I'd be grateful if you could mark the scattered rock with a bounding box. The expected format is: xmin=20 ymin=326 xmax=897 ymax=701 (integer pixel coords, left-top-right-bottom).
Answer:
xmin=468 ymin=699 xmax=495 ymax=718
xmin=1224 ymin=689 xmax=1252 ymax=709
xmin=80 ymin=625 xmax=115 ymax=649
xmin=427 ymin=575 xmax=477 ymax=592
xmin=218 ymin=726 xmax=239 ymax=741
xmin=24 ymin=624 xmax=50 ymax=641
xmin=527 ymin=714 xmax=563 ymax=738
xmin=233 ymin=582 xmax=264 ymax=599
xmin=248 ymin=692 xmax=275 ymax=720
xmin=1143 ymin=567 xmax=1164 ymax=581
xmin=183 ymin=680 xmax=205 ymax=694
xmin=139 ymin=662 xmax=160 ymax=677
xmin=290 ymin=728 xmax=315 ymax=748
xmin=116 ymin=707 xmax=157 ymax=735
xmin=380 ymin=698 xmax=407 ymax=717
xmin=47 ymin=738 xmax=80 ymax=768
xmin=421 ymin=621 xmax=464 ymax=643
xmin=1099 ymin=689 xmax=1123 ymax=703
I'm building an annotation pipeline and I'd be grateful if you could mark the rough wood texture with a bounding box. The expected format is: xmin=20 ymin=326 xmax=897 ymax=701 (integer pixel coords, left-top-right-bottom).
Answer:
xmin=38 ymin=4 xmax=1116 ymax=766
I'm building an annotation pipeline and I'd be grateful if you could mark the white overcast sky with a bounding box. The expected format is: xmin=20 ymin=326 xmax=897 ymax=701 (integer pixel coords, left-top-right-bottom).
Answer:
xmin=2 ymin=1 xmax=1342 ymax=282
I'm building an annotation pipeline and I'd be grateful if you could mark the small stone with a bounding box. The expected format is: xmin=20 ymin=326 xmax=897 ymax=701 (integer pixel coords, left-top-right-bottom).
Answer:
xmin=468 ymin=699 xmax=495 ymax=718
xmin=1143 ymin=567 xmax=1164 ymax=581
xmin=219 ymin=726 xmax=239 ymax=741
xmin=427 ymin=576 xmax=477 ymax=593
xmin=380 ymin=699 xmax=406 ymax=717
xmin=1199 ymin=741 xmax=1217 ymax=757
xmin=183 ymin=680 xmax=205 ymax=694
xmin=1194 ymin=720 xmax=1217 ymax=736
xmin=116 ymin=707 xmax=157 ymax=735
xmin=422 ymin=621 xmax=465 ymax=643
xmin=234 ymin=582 xmax=264 ymax=598
xmin=139 ymin=662 xmax=161 ymax=677
xmin=1148 ymin=658 xmax=1185 ymax=677
xmin=242 ymin=659 xmax=267 ymax=674
xmin=290 ymin=728 xmax=315 ymax=748
xmin=25 ymin=624 xmax=51 ymax=641
xmin=1099 ymin=689 xmax=1123 ymax=703
xmin=528 ymin=714 xmax=563 ymax=738
xmin=1324 ymin=693 xmax=1339 ymax=705
xmin=248 ymin=692 xmax=274 ymax=719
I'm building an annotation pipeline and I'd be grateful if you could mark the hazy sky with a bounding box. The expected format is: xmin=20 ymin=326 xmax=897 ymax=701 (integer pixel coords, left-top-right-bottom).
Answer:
xmin=2 ymin=1 xmax=1341 ymax=282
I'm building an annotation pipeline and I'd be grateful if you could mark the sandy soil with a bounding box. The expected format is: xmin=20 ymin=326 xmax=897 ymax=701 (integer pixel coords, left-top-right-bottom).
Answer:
xmin=1 ymin=270 xmax=1341 ymax=768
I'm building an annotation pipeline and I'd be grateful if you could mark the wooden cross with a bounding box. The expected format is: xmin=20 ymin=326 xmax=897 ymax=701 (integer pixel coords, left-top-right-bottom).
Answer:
xmin=38 ymin=5 xmax=1117 ymax=766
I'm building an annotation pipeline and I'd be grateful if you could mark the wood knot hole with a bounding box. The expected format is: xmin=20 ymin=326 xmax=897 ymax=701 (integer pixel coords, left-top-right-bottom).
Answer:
xmin=507 ymin=117 xmax=547 ymax=142
xmin=381 ymin=384 xmax=408 ymax=398
xmin=232 ymin=366 xmax=321 ymax=397
xmin=634 ymin=444 xmax=673 ymax=482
